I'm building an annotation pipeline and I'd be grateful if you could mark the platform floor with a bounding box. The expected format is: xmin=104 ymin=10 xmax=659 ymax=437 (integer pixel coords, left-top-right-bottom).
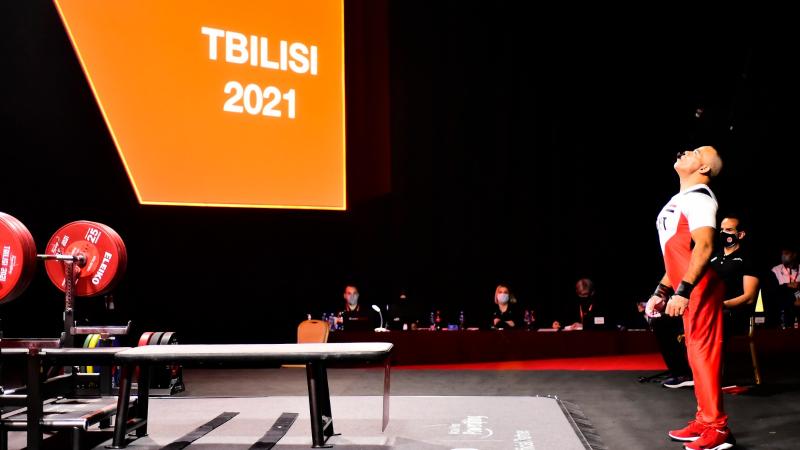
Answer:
xmin=4 ymin=362 xmax=799 ymax=449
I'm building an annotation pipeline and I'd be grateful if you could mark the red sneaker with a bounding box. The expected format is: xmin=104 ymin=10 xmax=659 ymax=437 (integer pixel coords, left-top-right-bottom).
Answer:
xmin=668 ymin=420 xmax=706 ymax=442
xmin=684 ymin=426 xmax=735 ymax=450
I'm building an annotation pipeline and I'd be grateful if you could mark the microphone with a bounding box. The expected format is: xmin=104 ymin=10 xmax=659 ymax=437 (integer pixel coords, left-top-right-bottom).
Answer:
xmin=371 ymin=304 xmax=388 ymax=332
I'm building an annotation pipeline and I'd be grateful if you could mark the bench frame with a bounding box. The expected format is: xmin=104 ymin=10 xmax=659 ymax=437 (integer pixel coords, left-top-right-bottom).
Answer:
xmin=109 ymin=343 xmax=393 ymax=449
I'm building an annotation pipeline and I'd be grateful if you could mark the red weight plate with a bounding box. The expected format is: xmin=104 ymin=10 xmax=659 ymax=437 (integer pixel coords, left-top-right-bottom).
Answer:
xmin=0 ymin=212 xmax=37 ymax=304
xmin=138 ymin=332 xmax=154 ymax=347
xmin=96 ymin=223 xmax=127 ymax=293
xmin=0 ymin=213 xmax=36 ymax=301
xmin=0 ymin=213 xmax=36 ymax=302
xmin=44 ymin=221 xmax=124 ymax=297
xmin=6 ymin=215 xmax=37 ymax=297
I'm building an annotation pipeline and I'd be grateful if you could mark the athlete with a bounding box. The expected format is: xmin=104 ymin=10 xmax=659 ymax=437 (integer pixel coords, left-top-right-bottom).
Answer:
xmin=645 ymin=146 xmax=735 ymax=450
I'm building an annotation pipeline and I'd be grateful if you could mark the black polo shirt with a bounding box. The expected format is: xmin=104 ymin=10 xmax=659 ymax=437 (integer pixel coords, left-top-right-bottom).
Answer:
xmin=710 ymin=247 xmax=759 ymax=301
xmin=710 ymin=247 xmax=759 ymax=335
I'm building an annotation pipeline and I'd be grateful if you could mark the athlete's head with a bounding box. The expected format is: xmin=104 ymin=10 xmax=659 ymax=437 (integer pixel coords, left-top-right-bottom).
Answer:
xmin=674 ymin=145 xmax=723 ymax=181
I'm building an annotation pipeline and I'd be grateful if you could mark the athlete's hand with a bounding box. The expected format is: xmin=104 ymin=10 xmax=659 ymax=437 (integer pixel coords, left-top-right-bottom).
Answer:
xmin=665 ymin=295 xmax=689 ymax=317
xmin=645 ymin=295 xmax=665 ymax=318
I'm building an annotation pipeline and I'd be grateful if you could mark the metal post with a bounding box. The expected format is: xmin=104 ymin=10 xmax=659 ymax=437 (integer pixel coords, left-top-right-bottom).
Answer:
xmin=63 ymin=261 xmax=76 ymax=350
xmin=305 ymin=361 xmax=333 ymax=448
xmin=110 ymin=364 xmax=132 ymax=448
xmin=136 ymin=366 xmax=150 ymax=437
xmin=26 ymin=349 xmax=42 ymax=450
xmin=748 ymin=316 xmax=762 ymax=385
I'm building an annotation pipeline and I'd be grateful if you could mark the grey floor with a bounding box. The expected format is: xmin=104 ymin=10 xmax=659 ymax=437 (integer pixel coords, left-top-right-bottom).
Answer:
xmin=176 ymin=366 xmax=800 ymax=450
xmin=5 ymin=362 xmax=800 ymax=449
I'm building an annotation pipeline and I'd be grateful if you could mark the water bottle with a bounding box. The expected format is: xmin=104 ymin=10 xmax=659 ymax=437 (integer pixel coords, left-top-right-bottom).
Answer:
xmin=322 ymin=313 xmax=330 ymax=330
xmin=429 ymin=311 xmax=436 ymax=330
xmin=458 ymin=310 xmax=465 ymax=330
xmin=333 ymin=313 xmax=340 ymax=331
xmin=434 ymin=310 xmax=442 ymax=331
xmin=524 ymin=310 xmax=532 ymax=329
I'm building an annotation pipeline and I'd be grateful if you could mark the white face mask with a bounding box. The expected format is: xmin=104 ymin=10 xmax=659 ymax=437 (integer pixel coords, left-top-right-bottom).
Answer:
xmin=347 ymin=293 xmax=359 ymax=306
xmin=497 ymin=293 xmax=510 ymax=304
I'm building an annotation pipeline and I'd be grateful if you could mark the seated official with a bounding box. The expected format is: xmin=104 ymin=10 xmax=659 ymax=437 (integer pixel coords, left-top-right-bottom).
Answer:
xmin=491 ymin=284 xmax=523 ymax=330
xmin=336 ymin=285 xmax=375 ymax=331
xmin=386 ymin=289 xmax=421 ymax=330
xmin=552 ymin=278 xmax=610 ymax=331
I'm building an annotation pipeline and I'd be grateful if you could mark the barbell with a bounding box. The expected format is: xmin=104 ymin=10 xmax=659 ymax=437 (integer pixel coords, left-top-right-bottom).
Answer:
xmin=0 ymin=212 xmax=127 ymax=304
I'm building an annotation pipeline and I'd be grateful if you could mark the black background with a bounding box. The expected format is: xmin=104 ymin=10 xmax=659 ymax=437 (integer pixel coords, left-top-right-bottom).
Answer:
xmin=1 ymin=1 xmax=797 ymax=342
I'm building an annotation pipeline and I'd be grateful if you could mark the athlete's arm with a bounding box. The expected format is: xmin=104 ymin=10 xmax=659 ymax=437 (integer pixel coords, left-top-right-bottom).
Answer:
xmin=666 ymin=226 xmax=715 ymax=316
xmin=723 ymin=275 xmax=759 ymax=309
xmin=684 ymin=226 xmax=715 ymax=284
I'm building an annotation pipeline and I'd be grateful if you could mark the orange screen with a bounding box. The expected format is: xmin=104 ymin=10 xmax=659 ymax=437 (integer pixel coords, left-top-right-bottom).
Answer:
xmin=54 ymin=0 xmax=346 ymax=210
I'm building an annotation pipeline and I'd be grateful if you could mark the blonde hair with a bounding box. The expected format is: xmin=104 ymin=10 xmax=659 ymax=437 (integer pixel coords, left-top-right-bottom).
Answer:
xmin=494 ymin=284 xmax=518 ymax=304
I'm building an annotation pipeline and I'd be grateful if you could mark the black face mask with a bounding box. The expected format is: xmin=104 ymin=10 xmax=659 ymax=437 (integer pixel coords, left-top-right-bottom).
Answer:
xmin=719 ymin=232 xmax=739 ymax=248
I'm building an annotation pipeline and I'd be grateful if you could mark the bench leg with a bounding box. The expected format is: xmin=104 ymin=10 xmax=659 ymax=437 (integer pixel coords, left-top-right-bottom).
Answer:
xmin=382 ymin=357 xmax=391 ymax=432
xmin=136 ymin=366 xmax=151 ymax=437
xmin=110 ymin=364 xmax=133 ymax=448
xmin=100 ymin=364 xmax=112 ymax=396
xmin=26 ymin=352 xmax=42 ymax=450
xmin=1 ymin=428 xmax=8 ymax=450
xmin=306 ymin=361 xmax=334 ymax=448
xmin=71 ymin=427 xmax=81 ymax=450
xmin=748 ymin=318 xmax=762 ymax=385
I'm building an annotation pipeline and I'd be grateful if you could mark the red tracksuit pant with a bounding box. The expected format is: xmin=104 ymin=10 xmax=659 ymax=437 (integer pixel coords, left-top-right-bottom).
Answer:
xmin=683 ymin=275 xmax=727 ymax=428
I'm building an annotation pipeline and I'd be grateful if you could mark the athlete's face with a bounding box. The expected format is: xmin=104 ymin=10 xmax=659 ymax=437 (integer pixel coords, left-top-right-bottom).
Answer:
xmin=674 ymin=148 xmax=704 ymax=172
xmin=674 ymin=146 xmax=717 ymax=177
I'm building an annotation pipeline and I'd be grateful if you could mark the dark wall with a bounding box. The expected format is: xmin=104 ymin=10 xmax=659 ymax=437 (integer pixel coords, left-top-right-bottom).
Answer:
xmin=1 ymin=1 xmax=798 ymax=342
xmin=386 ymin=3 xmax=800 ymax=325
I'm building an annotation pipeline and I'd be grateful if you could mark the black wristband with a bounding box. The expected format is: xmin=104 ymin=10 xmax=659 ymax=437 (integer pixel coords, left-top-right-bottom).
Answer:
xmin=674 ymin=281 xmax=694 ymax=298
xmin=653 ymin=283 xmax=674 ymax=300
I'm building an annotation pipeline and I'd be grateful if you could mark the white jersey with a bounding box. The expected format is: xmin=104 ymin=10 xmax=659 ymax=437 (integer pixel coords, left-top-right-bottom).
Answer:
xmin=656 ymin=184 xmax=718 ymax=282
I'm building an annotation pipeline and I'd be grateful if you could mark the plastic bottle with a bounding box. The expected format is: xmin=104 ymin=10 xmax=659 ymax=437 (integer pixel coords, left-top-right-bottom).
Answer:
xmin=458 ymin=310 xmax=465 ymax=330
xmin=434 ymin=310 xmax=442 ymax=331
xmin=429 ymin=311 xmax=436 ymax=330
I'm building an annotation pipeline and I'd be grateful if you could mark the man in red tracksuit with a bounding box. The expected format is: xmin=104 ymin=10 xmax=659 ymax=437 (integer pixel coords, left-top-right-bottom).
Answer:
xmin=645 ymin=146 xmax=735 ymax=450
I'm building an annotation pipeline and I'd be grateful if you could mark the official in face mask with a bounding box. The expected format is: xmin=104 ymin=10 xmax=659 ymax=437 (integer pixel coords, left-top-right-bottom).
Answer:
xmin=491 ymin=284 xmax=522 ymax=330
xmin=709 ymin=215 xmax=760 ymax=387
xmin=336 ymin=285 xmax=374 ymax=331
xmin=552 ymin=278 xmax=607 ymax=331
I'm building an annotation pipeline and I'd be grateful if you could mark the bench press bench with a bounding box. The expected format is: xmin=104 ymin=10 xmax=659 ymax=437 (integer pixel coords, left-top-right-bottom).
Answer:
xmin=1 ymin=346 xmax=133 ymax=450
xmin=110 ymin=342 xmax=393 ymax=448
